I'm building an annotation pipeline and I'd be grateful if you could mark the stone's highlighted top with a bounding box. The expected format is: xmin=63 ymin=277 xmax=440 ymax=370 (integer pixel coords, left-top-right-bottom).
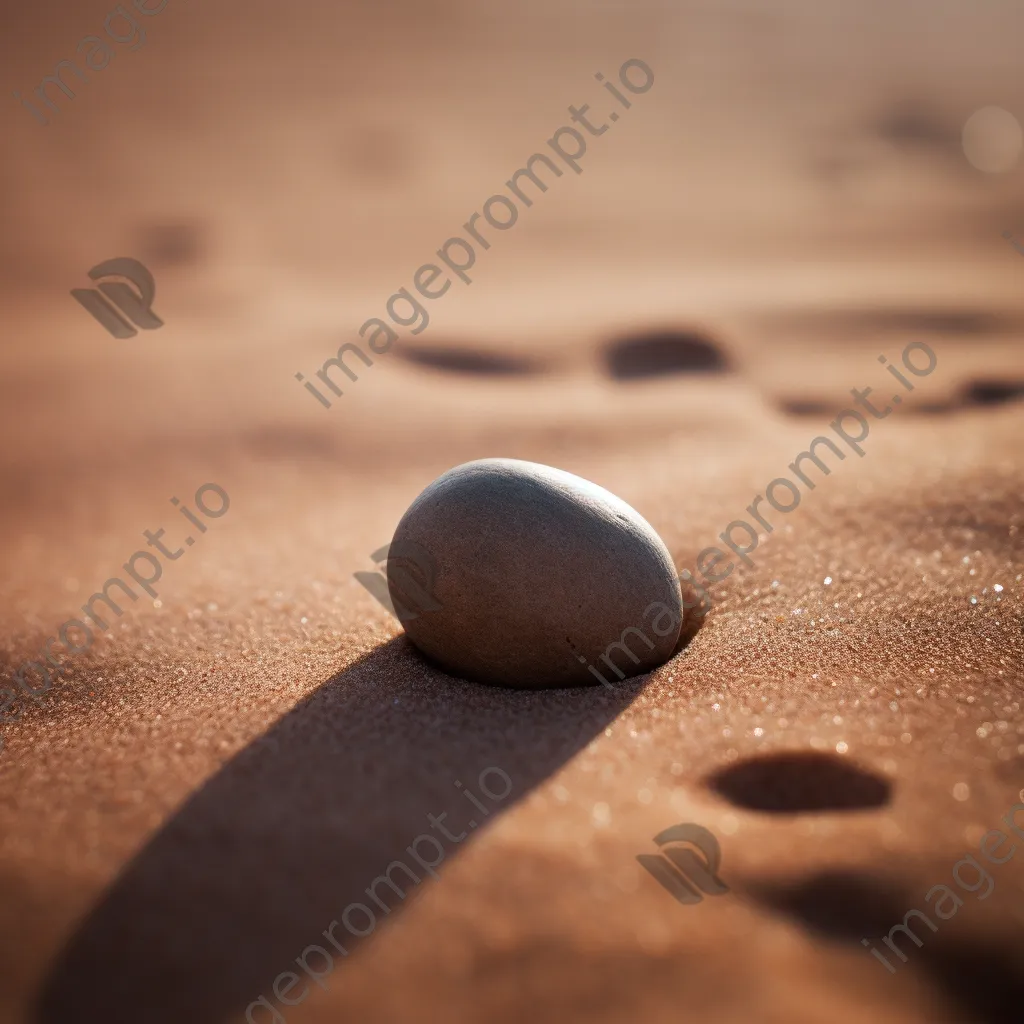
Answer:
xmin=389 ymin=458 xmax=682 ymax=689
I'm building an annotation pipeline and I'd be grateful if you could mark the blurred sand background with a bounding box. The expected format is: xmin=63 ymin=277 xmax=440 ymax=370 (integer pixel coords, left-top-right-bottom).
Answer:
xmin=1 ymin=0 xmax=1023 ymax=1022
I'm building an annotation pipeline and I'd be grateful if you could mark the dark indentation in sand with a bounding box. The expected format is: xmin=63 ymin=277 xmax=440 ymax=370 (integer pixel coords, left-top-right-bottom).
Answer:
xmin=752 ymin=871 xmax=904 ymax=939
xmin=396 ymin=345 xmax=539 ymax=376
xmin=137 ymin=221 xmax=204 ymax=267
xmin=777 ymin=398 xmax=836 ymax=417
xmin=768 ymin=307 xmax=1013 ymax=337
xmin=874 ymin=104 xmax=960 ymax=154
xmin=923 ymin=936 xmax=1024 ymax=1024
xmin=962 ymin=380 xmax=1024 ymax=407
xmin=776 ymin=395 xmax=960 ymax=418
xmin=751 ymin=872 xmax=1024 ymax=1024
xmin=604 ymin=330 xmax=730 ymax=380
xmin=707 ymin=751 xmax=890 ymax=813
xmin=862 ymin=309 xmax=1004 ymax=335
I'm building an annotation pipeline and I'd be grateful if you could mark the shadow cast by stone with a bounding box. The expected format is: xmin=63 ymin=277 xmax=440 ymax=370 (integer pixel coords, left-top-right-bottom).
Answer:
xmin=33 ymin=637 xmax=638 ymax=1024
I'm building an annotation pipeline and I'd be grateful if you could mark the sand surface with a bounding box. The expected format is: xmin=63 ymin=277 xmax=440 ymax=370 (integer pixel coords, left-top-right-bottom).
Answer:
xmin=1 ymin=2 xmax=1023 ymax=1022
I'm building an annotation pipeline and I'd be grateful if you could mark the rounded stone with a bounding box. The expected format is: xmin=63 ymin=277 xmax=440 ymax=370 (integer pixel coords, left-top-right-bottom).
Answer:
xmin=387 ymin=458 xmax=683 ymax=688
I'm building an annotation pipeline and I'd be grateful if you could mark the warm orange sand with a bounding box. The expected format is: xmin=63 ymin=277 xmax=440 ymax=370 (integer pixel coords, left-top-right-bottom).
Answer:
xmin=1 ymin=2 xmax=1023 ymax=1022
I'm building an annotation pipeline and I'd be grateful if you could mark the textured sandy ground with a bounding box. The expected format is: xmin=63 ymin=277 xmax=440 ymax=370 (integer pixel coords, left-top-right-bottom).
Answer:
xmin=1 ymin=2 xmax=1024 ymax=1023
